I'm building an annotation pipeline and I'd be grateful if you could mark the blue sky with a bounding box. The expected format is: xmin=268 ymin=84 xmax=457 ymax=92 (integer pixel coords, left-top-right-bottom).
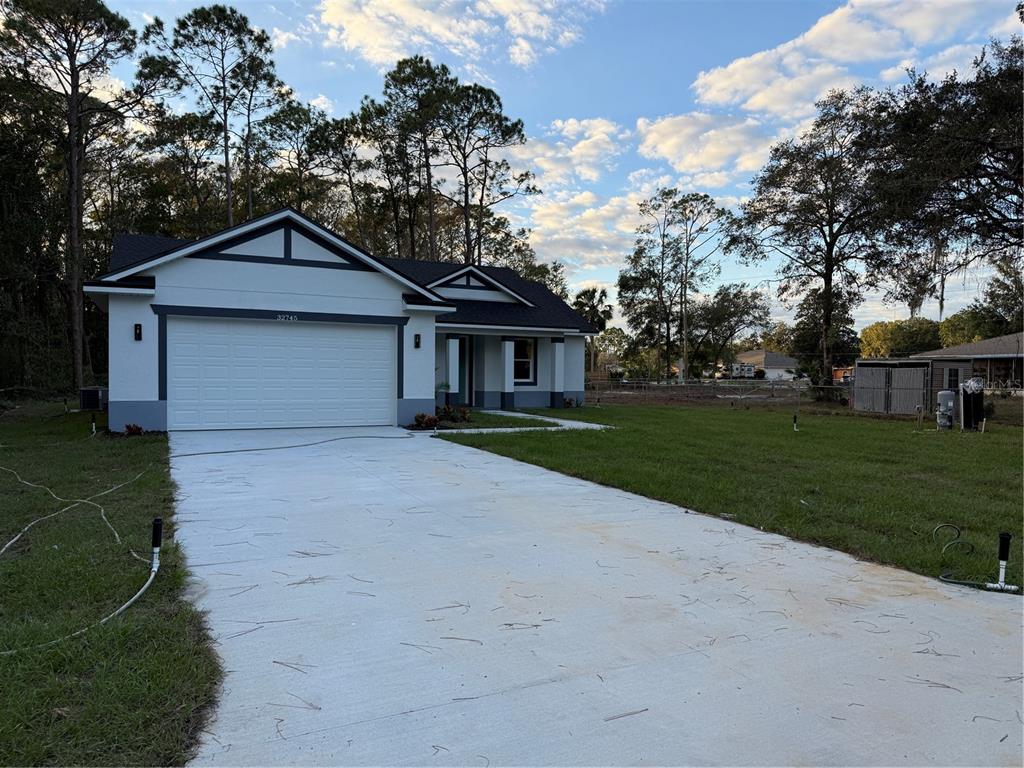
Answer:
xmin=110 ymin=0 xmax=1019 ymax=329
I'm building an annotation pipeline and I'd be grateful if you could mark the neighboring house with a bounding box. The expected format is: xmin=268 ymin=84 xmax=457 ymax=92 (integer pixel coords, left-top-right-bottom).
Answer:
xmin=853 ymin=332 xmax=1023 ymax=416
xmin=85 ymin=208 xmax=595 ymax=432
xmin=734 ymin=349 xmax=799 ymax=380
xmin=911 ymin=332 xmax=1024 ymax=400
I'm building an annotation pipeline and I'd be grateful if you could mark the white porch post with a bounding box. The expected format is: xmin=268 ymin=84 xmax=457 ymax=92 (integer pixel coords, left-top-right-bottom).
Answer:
xmin=501 ymin=336 xmax=515 ymax=410
xmin=446 ymin=335 xmax=460 ymax=404
xmin=550 ymin=337 xmax=565 ymax=407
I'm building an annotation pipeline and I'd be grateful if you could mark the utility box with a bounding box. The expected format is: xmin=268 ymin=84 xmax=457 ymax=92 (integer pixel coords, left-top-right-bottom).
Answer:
xmin=936 ymin=390 xmax=955 ymax=430
xmin=79 ymin=386 xmax=108 ymax=412
xmin=960 ymin=378 xmax=985 ymax=430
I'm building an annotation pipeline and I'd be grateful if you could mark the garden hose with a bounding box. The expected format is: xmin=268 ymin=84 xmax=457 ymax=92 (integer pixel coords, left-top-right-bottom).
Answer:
xmin=935 ymin=526 xmax=1019 ymax=593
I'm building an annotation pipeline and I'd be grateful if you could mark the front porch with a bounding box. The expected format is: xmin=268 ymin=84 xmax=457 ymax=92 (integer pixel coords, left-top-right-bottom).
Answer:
xmin=435 ymin=331 xmax=586 ymax=410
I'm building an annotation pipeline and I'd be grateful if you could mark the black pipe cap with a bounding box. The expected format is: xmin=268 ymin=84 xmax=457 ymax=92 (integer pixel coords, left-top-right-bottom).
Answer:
xmin=998 ymin=532 xmax=1012 ymax=562
xmin=152 ymin=517 xmax=164 ymax=549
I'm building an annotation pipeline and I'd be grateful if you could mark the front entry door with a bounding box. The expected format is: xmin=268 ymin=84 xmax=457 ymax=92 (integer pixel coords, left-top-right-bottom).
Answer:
xmin=457 ymin=337 xmax=475 ymax=406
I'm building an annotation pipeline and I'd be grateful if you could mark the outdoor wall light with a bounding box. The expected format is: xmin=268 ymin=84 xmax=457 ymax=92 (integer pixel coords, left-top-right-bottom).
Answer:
xmin=414 ymin=333 xmax=421 ymax=349
xmin=134 ymin=323 xmax=143 ymax=341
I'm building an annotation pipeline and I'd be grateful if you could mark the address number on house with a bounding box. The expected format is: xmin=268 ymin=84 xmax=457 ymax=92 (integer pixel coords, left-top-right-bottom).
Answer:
xmin=276 ymin=314 xmax=299 ymax=322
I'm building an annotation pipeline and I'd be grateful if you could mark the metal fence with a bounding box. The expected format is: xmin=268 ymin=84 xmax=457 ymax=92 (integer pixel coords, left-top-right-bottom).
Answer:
xmin=584 ymin=376 xmax=1022 ymax=418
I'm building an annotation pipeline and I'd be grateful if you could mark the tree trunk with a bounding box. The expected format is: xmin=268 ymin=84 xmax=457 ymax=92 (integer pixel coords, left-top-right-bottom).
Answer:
xmin=821 ymin=253 xmax=835 ymax=381
xmin=423 ymin=134 xmax=437 ymax=260
xmin=244 ymin=124 xmax=254 ymax=220
xmin=66 ymin=79 xmax=84 ymax=390
xmin=679 ymin=261 xmax=689 ymax=382
xmin=222 ymin=104 xmax=233 ymax=226
xmin=461 ymin=166 xmax=473 ymax=264
xmin=345 ymin=165 xmax=366 ymax=247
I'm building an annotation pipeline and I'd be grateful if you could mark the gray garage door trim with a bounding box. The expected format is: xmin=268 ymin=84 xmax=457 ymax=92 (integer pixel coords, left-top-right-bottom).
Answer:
xmin=153 ymin=305 xmax=407 ymax=429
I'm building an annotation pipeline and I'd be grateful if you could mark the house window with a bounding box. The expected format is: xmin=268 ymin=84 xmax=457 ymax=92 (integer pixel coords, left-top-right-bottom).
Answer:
xmin=946 ymin=367 xmax=960 ymax=390
xmin=514 ymin=338 xmax=536 ymax=383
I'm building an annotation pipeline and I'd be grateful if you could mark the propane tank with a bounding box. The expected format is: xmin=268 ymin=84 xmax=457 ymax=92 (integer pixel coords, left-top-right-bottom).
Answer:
xmin=936 ymin=390 xmax=955 ymax=430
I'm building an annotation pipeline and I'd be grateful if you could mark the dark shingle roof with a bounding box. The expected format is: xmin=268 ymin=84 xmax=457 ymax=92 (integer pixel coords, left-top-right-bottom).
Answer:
xmin=109 ymin=233 xmax=191 ymax=273
xmin=105 ymin=232 xmax=596 ymax=333
xmin=911 ymin=332 xmax=1024 ymax=359
xmin=382 ymin=258 xmax=597 ymax=333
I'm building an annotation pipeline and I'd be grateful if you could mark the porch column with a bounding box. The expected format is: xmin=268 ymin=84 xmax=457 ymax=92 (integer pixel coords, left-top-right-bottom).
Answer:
xmin=501 ymin=336 xmax=515 ymax=410
xmin=446 ymin=335 xmax=460 ymax=405
xmin=549 ymin=337 xmax=565 ymax=407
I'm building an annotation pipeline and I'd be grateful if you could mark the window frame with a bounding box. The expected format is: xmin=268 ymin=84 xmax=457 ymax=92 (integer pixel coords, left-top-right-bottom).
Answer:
xmin=946 ymin=366 xmax=960 ymax=390
xmin=513 ymin=337 xmax=537 ymax=385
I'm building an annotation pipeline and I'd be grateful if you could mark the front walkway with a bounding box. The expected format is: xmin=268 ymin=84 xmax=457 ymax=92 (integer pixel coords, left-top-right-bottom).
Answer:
xmin=170 ymin=427 xmax=1022 ymax=766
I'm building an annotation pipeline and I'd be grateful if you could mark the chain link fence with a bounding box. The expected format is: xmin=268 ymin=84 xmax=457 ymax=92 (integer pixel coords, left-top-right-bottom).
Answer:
xmin=584 ymin=376 xmax=1023 ymax=425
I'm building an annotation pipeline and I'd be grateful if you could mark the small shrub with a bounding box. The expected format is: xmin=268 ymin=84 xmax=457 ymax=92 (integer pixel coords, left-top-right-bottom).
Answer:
xmin=124 ymin=423 xmax=144 ymax=436
xmin=411 ymin=413 xmax=439 ymax=430
xmin=563 ymin=397 xmax=576 ymax=408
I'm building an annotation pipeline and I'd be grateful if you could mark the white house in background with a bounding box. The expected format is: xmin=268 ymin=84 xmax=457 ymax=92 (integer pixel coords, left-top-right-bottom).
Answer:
xmin=85 ymin=208 xmax=595 ymax=432
xmin=734 ymin=349 xmax=799 ymax=380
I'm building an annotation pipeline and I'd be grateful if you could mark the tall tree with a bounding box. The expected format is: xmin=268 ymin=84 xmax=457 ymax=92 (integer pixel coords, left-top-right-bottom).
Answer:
xmin=141 ymin=5 xmax=272 ymax=226
xmin=859 ymin=318 xmax=941 ymax=358
xmin=686 ymin=284 xmax=770 ymax=376
xmin=258 ymin=100 xmax=332 ymax=214
xmin=230 ymin=51 xmax=285 ymax=221
xmin=727 ymin=89 xmax=891 ymax=378
xmin=438 ymin=83 xmax=536 ymax=264
xmin=383 ymin=56 xmax=455 ymax=261
xmin=790 ymin=288 xmax=860 ymax=376
xmin=572 ymin=287 xmax=614 ymax=373
xmin=0 ymin=0 xmax=143 ymax=388
xmin=617 ymin=189 xmax=684 ymax=378
xmin=671 ymin=192 xmax=728 ymax=380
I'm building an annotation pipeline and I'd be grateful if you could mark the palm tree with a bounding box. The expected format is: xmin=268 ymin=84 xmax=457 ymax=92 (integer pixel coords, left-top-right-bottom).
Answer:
xmin=573 ymin=287 xmax=614 ymax=373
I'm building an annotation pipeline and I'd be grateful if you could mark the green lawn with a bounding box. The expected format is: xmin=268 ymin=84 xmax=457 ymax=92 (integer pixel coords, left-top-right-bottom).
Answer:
xmin=444 ymin=404 xmax=1023 ymax=586
xmin=0 ymin=402 xmax=220 ymax=766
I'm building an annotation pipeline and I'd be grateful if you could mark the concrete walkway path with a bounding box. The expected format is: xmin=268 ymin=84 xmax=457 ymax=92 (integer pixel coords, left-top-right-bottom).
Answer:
xmin=169 ymin=427 xmax=1023 ymax=766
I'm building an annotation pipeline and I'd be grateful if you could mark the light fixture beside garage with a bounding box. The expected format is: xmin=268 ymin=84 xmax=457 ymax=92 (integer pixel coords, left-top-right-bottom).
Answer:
xmin=134 ymin=323 xmax=142 ymax=341
xmin=414 ymin=333 xmax=421 ymax=349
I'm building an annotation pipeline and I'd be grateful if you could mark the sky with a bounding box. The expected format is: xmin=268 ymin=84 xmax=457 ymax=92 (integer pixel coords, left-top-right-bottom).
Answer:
xmin=109 ymin=0 xmax=1020 ymax=330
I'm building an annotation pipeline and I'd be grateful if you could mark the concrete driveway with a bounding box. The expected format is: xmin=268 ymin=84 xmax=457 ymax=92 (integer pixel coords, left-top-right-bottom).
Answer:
xmin=170 ymin=427 xmax=1023 ymax=766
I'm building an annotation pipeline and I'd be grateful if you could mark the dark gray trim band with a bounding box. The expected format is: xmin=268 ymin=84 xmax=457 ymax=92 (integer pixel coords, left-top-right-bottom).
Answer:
xmin=187 ymin=252 xmax=372 ymax=272
xmin=283 ymin=223 xmax=292 ymax=260
xmin=397 ymin=325 xmax=404 ymax=399
xmin=549 ymin=391 xmax=564 ymax=408
xmin=550 ymin=337 xmax=565 ymax=344
xmin=501 ymin=392 xmax=515 ymax=410
xmin=158 ymin=314 xmax=167 ymax=401
xmin=150 ymin=305 xmax=410 ymax=327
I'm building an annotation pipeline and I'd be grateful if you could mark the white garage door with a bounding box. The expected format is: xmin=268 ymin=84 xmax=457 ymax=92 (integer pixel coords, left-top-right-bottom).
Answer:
xmin=166 ymin=317 xmax=396 ymax=430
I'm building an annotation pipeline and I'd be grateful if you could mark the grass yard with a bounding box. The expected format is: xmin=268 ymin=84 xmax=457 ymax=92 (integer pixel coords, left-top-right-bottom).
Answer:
xmin=444 ymin=404 xmax=1024 ymax=586
xmin=0 ymin=402 xmax=220 ymax=766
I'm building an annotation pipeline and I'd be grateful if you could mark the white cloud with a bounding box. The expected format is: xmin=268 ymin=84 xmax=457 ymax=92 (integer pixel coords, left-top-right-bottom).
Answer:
xmin=316 ymin=0 xmax=603 ymax=72
xmin=272 ymin=27 xmax=301 ymax=50
xmin=309 ymin=94 xmax=335 ymax=114
xmin=636 ymin=113 xmax=774 ymax=174
xmin=989 ymin=9 xmax=1022 ymax=37
xmin=859 ymin=0 xmax=993 ymax=47
xmin=510 ymin=117 xmax=629 ymax=187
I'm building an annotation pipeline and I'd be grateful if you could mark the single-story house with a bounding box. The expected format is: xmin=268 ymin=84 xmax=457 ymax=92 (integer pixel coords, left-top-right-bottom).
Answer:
xmin=911 ymin=332 xmax=1023 ymax=401
xmin=853 ymin=332 xmax=1023 ymax=415
xmin=734 ymin=349 xmax=799 ymax=380
xmin=85 ymin=208 xmax=595 ymax=431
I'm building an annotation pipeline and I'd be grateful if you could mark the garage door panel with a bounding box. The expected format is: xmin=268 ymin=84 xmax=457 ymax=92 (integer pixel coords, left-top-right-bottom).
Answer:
xmin=167 ymin=317 xmax=396 ymax=430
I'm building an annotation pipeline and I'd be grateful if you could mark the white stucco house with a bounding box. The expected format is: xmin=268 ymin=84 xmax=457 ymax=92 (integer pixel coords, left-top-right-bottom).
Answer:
xmin=734 ymin=349 xmax=799 ymax=380
xmin=85 ymin=208 xmax=595 ymax=432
